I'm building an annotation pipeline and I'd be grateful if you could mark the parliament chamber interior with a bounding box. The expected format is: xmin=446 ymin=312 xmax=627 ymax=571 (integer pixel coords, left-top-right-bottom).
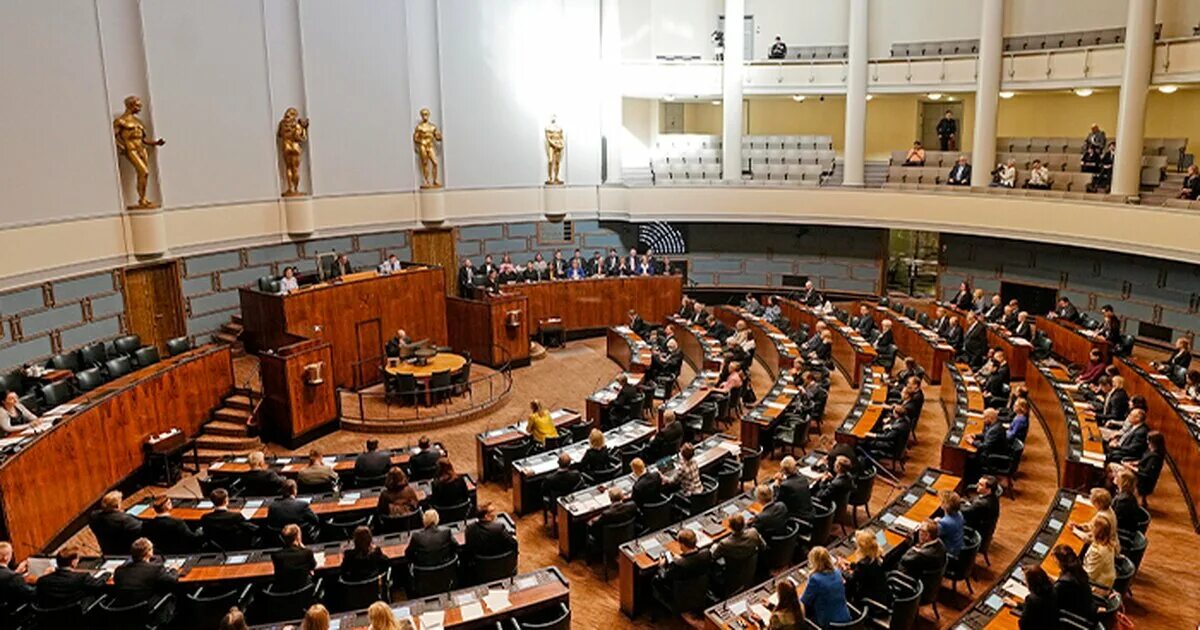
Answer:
xmin=4 ymin=1 xmax=1200 ymax=628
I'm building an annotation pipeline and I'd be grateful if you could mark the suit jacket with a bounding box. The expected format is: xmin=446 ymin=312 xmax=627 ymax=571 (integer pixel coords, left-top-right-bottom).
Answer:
xmin=550 ymin=259 xmax=567 ymax=278
xmin=242 ymin=468 xmax=286 ymax=496
xmin=1057 ymin=303 xmax=1080 ymax=323
xmin=431 ymin=475 xmax=470 ymax=509
xmin=869 ymin=419 xmax=909 ymax=454
xmin=89 ymin=509 xmax=144 ymax=555
xmin=632 ymin=472 xmax=668 ymax=506
xmin=1054 ymin=573 xmax=1097 ymax=622
xmin=1167 ymin=348 xmax=1192 ymax=372
xmin=340 ymin=547 xmax=389 ymax=581
xmin=543 ymin=469 xmax=583 ymax=501
xmin=410 ymin=448 xmax=443 ymax=476
xmin=975 ymin=421 xmax=1009 ymax=458
xmin=854 ymin=316 xmax=876 ymax=337
xmin=809 ymin=341 xmax=832 ymax=363
xmin=662 ymin=548 xmax=714 ymax=583
xmin=983 ymin=304 xmax=1004 ymax=323
xmin=1002 ymin=312 xmax=1020 ymax=331
xmin=648 ymin=420 xmax=684 ymax=459
xmin=1097 ymin=388 xmax=1129 ymax=422
xmin=951 ymin=290 xmax=973 ymax=310
xmin=874 ymin=329 xmax=894 ymax=351
xmin=593 ymin=501 xmax=638 ymax=530
xmin=200 ymin=509 xmax=257 ymax=549
xmin=753 ymin=501 xmax=790 ymax=538
xmin=1112 ymin=423 xmax=1149 ymax=460
xmin=406 ymin=526 xmax=459 ymax=567
xmin=963 ymin=323 xmax=988 ymax=360
xmin=814 ymin=472 xmax=855 ymax=507
xmin=934 ymin=316 xmax=952 ymax=337
xmin=465 ymin=520 xmax=517 ymax=559
xmin=613 ymin=384 xmax=640 ymax=411
xmin=329 ymin=259 xmax=353 ymax=279
xmin=962 ymin=493 xmax=1001 ymax=533
xmin=777 ymin=473 xmax=814 ymax=518
xmin=579 ymin=446 xmax=612 ymax=474
xmin=603 ymin=255 xmax=620 ymax=275
xmin=947 ymin=163 xmax=971 ymax=183
xmin=266 ymin=497 xmax=320 ymax=532
xmin=1011 ymin=320 xmax=1033 ymax=341
xmin=457 ymin=266 xmax=476 ymax=293
xmin=984 ymin=365 xmax=1010 ymax=399
xmin=354 ymin=451 xmax=392 ymax=480
xmin=142 ymin=514 xmax=204 ymax=554
xmin=525 ymin=267 xmax=550 ymax=282
xmin=271 ymin=547 xmax=316 ymax=591
xmin=902 ymin=389 xmax=925 ymax=421
xmin=945 ymin=324 xmax=964 ymax=350
xmin=36 ymin=567 xmax=107 ymax=608
xmin=113 ymin=559 xmax=178 ymax=603
xmin=0 ymin=564 xmax=35 ymax=604
xmin=713 ymin=530 xmax=763 ymax=561
xmin=1112 ymin=492 xmax=1140 ymax=533
xmin=899 ymin=540 xmax=947 ymax=577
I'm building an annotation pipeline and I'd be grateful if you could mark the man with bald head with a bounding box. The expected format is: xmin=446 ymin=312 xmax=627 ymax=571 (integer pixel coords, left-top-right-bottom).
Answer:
xmin=774 ymin=456 xmax=814 ymax=519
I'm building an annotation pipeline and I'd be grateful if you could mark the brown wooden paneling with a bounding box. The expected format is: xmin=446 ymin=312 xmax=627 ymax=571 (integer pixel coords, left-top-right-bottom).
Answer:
xmin=411 ymin=228 xmax=456 ymax=296
xmin=499 ymin=276 xmax=683 ymax=333
xmin=122 ymin=261 xmax=186 ymax=351
xmin=446 ymin=294 xmax=530 ymax=367
xmin=259 ymin=340 xmax=338 ymax=443
xmin=0 ymin=345 xmax=233 ymax=559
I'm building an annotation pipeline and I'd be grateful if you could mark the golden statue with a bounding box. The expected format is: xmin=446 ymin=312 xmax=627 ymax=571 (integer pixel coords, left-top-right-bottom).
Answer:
xmin=544 ymin=115 xmax=565 ymax=185
xmin=113 ymin=95 xmax=166 ymax=209
xmin=413 ymin=108 xmax=443 ymax=188
xmin=277 ymin=107 xmax=310 ymax=197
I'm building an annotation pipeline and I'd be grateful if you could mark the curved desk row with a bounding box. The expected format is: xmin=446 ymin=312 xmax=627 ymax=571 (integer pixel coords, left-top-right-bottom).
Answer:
xmin=607 ymin=326 xmax=653 ymax=373
xmin=778 ymin=298 xmax=877 ymax=387
xmin=1035 ymin=315 xmax=1110 ymax=365
xmin=1115 ymin=356 xmax=1200 ymax=531
xmin=0 ymin=344 xmax=233 ymax=559
xmin=712 ymin=306 xmax=800 ymax=378
xmin=498 ymin=275 xmax=683 ymax=335
xmin=951 ymin=490 xmax=1094 ymax=629
xmin=669 ymin=316 xmax=725 ymax=374
xmin=555 ymin=433 xmax=741 ymax=560
xmin=703 ymin=466 xmax=962 ymax=629
xmin=907 ymin=300 xmax=1032 ymax=381
xmin=207 ymin=445 xmax=437 ymax=480
xmin=588 ymin=371 xmax=645 ymax=428
xmin=865 ymin=302 xmax=954 ymax=385
xmin=476 ymin=408 xmax=585 ymax=481
xmin=834 ymin=366 xmax=891 ymax=445
xmin=1027 ymin=363 xmax=1107 ymax=490
xmin=939 ymin=361 xmax=988 ymax=476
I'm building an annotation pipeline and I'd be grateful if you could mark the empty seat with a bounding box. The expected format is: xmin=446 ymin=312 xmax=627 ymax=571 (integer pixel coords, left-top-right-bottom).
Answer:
xmin=48 ymin=352 xmax=82 ymax=372
xmin=113 ymin=335 xmax=141 ymax=356
xmin=166 ymin=336 xmax=192 ymax=356
xmin=767 ymin=164 xmax=788 ymax=181
xmin=750 ymin=162 xmax=768 ymax=180
xmin=75 ymin=368 xmax=106 ymax=392
xmin=79 ymin=342 xmax=108 ymax=368
xmin=134 ymin=346 xmax=161 ymax=367
xmin=106 ymin=355 xmax=133 ymax=379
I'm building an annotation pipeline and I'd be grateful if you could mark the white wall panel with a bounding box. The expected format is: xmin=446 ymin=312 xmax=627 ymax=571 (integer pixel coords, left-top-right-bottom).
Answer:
xmin=561 ymin=0 xmax=603 ymax=184
xmin=0 ymin=0 xmax=121 ymax=226
xmin=264 ymin=0 xmax=308 ymax=194
xmin=142 ymin=0 xmax=278 ymax=208
xmin=406 ymin=0 xmax=443 ymax=127
xmin=299 ymin=0 xmax=415 ymax=195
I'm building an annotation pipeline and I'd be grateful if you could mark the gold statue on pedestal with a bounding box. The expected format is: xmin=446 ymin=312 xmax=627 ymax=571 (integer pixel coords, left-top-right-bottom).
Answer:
xmin=413 ymin=108 xmax=443 ymax=188
xmin=113 ymin=95 xmax=166 ymax=209
xmin=277 ymin=108 xmax=310 ymax=197
xmin=544 ymin=115 xmax=565 ymax=185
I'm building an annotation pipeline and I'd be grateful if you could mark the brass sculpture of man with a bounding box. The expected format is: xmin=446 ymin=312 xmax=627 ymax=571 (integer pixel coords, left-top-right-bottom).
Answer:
xmin=113 ymin=95 xmax=166 ymax=208
xmin=277 ymin=108 xmax=310 ymax=197
xmin=413 ymin=108 xmax=443 ymax=188
xmin=544 ymin=115 xmax=565 ymax=185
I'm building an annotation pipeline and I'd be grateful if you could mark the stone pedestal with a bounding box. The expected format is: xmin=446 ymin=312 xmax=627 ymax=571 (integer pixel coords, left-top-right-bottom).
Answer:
xmin=541 ymin=185 xmax=568 ymax=222
xmin=284 ymin=195 xmax=315 ymax=237
xmin=418 ymin=189 xmax=446 ymax=227
xmin=128 ymin=208 xmax=166 ymax=257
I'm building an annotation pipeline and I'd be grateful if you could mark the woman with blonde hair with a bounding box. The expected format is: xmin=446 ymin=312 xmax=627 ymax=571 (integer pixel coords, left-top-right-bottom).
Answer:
xmin=368 ymin=601 xmax=404 ymax=630
xmin=1082 ymin=517 xmax=1117 ymax=588
xmin=841 ymin=530 xmax=890 ymax=607
xmin=299 ymin=603 xmax=331 ymax=630
xmin=799 ymin=546 xmax=851 ymax=627
xmin=579 ymin=428 xmax=610 ymax=475
xmin=525 ymin=399 xmax=558 ymax=446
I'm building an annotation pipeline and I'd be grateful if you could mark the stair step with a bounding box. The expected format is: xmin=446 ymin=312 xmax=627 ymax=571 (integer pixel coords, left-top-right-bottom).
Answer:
xmin=213 ymin=407 xmax=253 ymax=422
xmin=195 ymin=448 xmax=255 ymax=464
xmin=204 ymin=420 xmax=250 ymax=436
xmin=221 ymin=322 xmax=244 ymax=335
xmin=195 ymin=434 xmax=262 ymax=450
xmin=224 ymin=394 xmax=253 ymax=410
xmin=230 ymin=314 xmax=243 ymax=325
xmin=214 ymin=332 xmax=241 ymax=344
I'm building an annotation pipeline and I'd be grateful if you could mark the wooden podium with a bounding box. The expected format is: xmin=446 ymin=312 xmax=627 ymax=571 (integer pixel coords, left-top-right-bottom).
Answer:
xmin=446 ymin=294 xmax=531 ymax=368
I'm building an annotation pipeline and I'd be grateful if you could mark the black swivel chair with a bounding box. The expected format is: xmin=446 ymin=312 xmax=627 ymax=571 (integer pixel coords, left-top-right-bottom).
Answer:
xmin=96 ymin=593 xmax=174 ymax=630
xmin=105 ymin=355 xmax=134 ymax=379
xmin=374 ymin=509 xmax=423 ymax=535
xmin=335 ymin=568 xmax=391 ymax=612
xmin=40 ymin=380 xmax=74 ymax=408
xmin=133 ymin=345 xmax=161 ymax=367
xmin=473 ymin=549 xmax=519 ymax=584
xmin=589 ymin=516 xmax=637 ymax=581
xmin=637 ymin=497 xmax=674 ymax=534
xmin=251 ymin=579 xmax=323 ymax=625
xmin=79 ymin=341 xmax=109 ymax=367
xmin=651 ymin=567 xmax=713 ymax=615
xmin=75 ymin=367 xmax=106 ymax=392
xmin=765 ymin=519 xmax=802 ymax=570
xmin=32 ymin=601 xmax=95 ymax=630
xmin=427 ymin=369 xmax=452 ymax=405
xmin=409 ymin=556 xmax=458 ymax=596
xmin=166 ymin=336 xmax=193 ymax=357
xmin=48 ymin=351 xmax=82 ymax=372
xmin=916 ymin=559 xmax=948 ymax=621
xmin=175 ymin=584 xmax=253 ymax=630
xmin=847 ymin=465 xmax=877 ymax=526
xmin=114 ymin=334 xmax=142 ymax=357
xmin=943 ymin=528 xmax=981 ymax=594
xmin=511 ymin=602 xmax=571 ymax=630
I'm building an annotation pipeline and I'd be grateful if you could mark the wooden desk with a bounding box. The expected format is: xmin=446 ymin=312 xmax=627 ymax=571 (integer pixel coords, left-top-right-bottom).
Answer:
xmin=587 ymin=373 xmax=644 ymax=427
xmin=669 ymin=317 xmax=725 ymax=374
xmin=1027 ymin=363 xmax=1106 ymax=490
xmin=206 ymin=445 xmax=436 ymax=481
xmin=713 ymin=306 xmax=799 ymax=379
xmin=906 ymin=300 xmax=1031 ymax=381
xmin=939 ymin=362 xmax=987 ymax=476
xmin=778 ymin=298 xmax=876 ymax=387
xmin=384 ymin=352 xmax=468 ymax=378
xmin=499 ymin=275 xmax=683 ymax=334
xmin=445 ymin=293 xmax=530 ymax=368
xmin=1115 ymin=357 xmax=1200 ymax=531
xmin=476 ymin=408 xmax=584 ymax=481
xmin=833 ymin=367 xmax=889 ymax=446
xmin=0 ymin=345 xmax=232 ymax=559
xmin=658 ymin=373 xmax=718 ymax=426
xmin=863 ymin=302 xmax=954 ymax=385
xmin=240 ymin=266 xmax=448 ymax=390
xmin=607 ymin=327 xmax=653 ymax=372
xmin=1036 ymin=315 xmax=1110 ymax=366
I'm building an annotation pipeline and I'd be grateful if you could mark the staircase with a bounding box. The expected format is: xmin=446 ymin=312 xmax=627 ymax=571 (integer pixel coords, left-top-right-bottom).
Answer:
xmin=620 ymin=166 xmax=655 ymax=187
xmin=194 ymin=391 xmax=263 ymax=464
xmin=213 ymin=314 xmax=246 ymax=358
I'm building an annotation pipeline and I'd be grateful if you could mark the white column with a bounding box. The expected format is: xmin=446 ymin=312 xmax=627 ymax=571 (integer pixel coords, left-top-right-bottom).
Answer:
xmin=721 ymin=0 xmax=745 ymax=181
xmin=1112 ymin=0 xmax=1157 ymax=198
xmin=970 ymin=0 xmax=1004 ymax=187
xmin=841 ymin=0 xmax=868 ymax=187
xmin=600 ymin=0 xmax=623 ymax=183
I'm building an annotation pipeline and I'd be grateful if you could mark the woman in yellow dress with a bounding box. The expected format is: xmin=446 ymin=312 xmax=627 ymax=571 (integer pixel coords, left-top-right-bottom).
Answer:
xmin=525 ymin=399 xmax=558 ymax=446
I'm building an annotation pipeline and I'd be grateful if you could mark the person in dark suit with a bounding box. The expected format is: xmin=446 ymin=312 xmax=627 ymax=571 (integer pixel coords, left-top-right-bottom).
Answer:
xmin=1010 ymin=311 xmax=1034 ymax=341
xmin=862 ymin=406 xmax=910 ymax=459
xmin=1094 ymin=377 xmax=1130 ymax=426
xmin=1051 ymin=297 xmax=1080 ymax=324
xmin=430 ymin=458 xmax=470 ymax=510
xmin=649 ymin=339 xmax=683 ymax=383
xmin=464 ymin=503 xmax=517 ymax=563
xmin=340 ymin=526 xmax=389 ymax=582
xmin=751 ymin=484 xmax=790 ymax=539
xmin=1152 ymin=337 xmax=1193 ymax=375
xmin=626 ymin=309 xmax=649 ymax=337
xmin=0 ymin=541 xmax=35 ymax=605
xmin=983 ymin=294 xmax=1004 ymax=323
xmin=113 ymin=538 xmax=178 ymax=622
xmin=456 ymin=258 xmax=476 ymax=295
xmin=328 ymin=253 xmax=353 ymax=279
xmin=89 ymin=490 xmax=143 ymax=555
xmin=483 ymin=269 xmax=502 ymax=294
xmin=712 ymin=513 xmax=763 ymax=563
xmin=630 ymin=458 xmax=672 ymax=507
xmin=578 ymin=429 xmax=612 ymax=475
xmin=543 ymin=453 xmax=583 ymax=511
xmin=983 ymin=350 xmax=1010 ymax=408
xmin=652 ymin=528 xmax=713 ymax=593
xmin=1106 ymin=409 xmax=1149 ymax=463
xmin=243 ymin=451 xmax=286 ymax=496
xmin=873 ymin=319 xmax=894 ymax=351
xmin=1111 ymin=469 xmax=1142 ymax=534
xmin=1051 ymin=545 xmax=1097 ymax=622
xmin=479 ymin=254 xmax=497 ymax=278
xmin=945 ymin=316 xmax=964 ymax=352
xmin=812 ymin=456 xmax=855 ymax=509
xmin=549 ymin=250 xmax=567 ymax=279
xmin=805 ymin=330 xmax=833 ymax=368
xmin=898 ymin=520 xmax=947 ymax=579
xmin=774 ymin=456 xmax=814 ymax=519
xmin=524 ymin=257 xmax=550 ymax=282
xmin=200 ymin=488 xmax=259 ymax=551
xmin=35 ymin=547 xmax=107 ymax=609
xmin=1016 ymin=563 xmax=1059 ymax=629
xmin=406 ymin=509 xmax=459 ymax=567
xmin=800 ymin=281 xmax=824 ymax=307
xmin=587 ymin=487 xmax=637 ymax=546
xmin=961 ymin=313 xmax=988 ymax=368
xmin=609 ymin=373 xmax=641 ymax=426
xmin=647 ymin=410 xmax=684 ymax=461
xmin=603 ymin=248 xmax=621 ymax=276
xmin=142 ymin=496 xmax=204 ymax=555
xmin=1000 ymin=304 xmax=1019 ymax=332
xmin=409 ymin=436 xmax=445 ymax=479
xmin=852 ymin=305 xmax=876 ymax=337
xmin=946 ymin=155 xmax=971 ymax=185
xmin=1127 ymin=431 xmax=1165 ymax=503
xmin=936 ymin=110 xmax=958 ymax=150
xmin=267 ymin=480 xmax=320 ymax=541
xmin=962 ymin=475 xmax=1001 ymax=535
xmin=384 ymin=329 xmax=412 ymax=359
xmin=898 ymin=377 xmax=924 ymax=420
xmin=354 ymin=439 xmax=392 ymax=481
xmin=931 ymin=307 xmax=952 ymax=338
xmin=949 ymin=282 xmax=973 ymax=310
xmin=271 ymin=524 xmax=316 ymax=591
xmin=967 ymin=409 xmax=1009 ymax=484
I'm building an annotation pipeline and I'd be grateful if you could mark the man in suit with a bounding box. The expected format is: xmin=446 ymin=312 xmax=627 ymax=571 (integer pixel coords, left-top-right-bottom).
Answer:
xmin=385 ymin=329 xmax=412 ymax=359
xmin=1085 ymin=123 xmax=1107 ymax=153
xmin=267 ymin=480 xmax=320 ymax=541
xmin=353 ymin=439 xmax=391 ymax=481
xmin=627 ymin=309 xmax=649 ymax=337
xmin=243 ymin=451 xmax=286 ymax=496
xmin=1000 ymin=304 xmax=1019 ymax=331
xmin=647 ymin=410 xmax=685 ymax=461
xmin=1051 ymin=296 xmax=1080 ymax=323
xmin=983 ymin=350 xmax=1010 ymax=408
xmin=652 ymin=529 xmax=714 ymax=596
xmin=862 ymin=406 xmax=910 ymax=458
xmin=200 ymin=488 xmax=259 ymax=550
xmin=962 ymin=313 xmax=988 ymax=368
xmin=543 ymin=453 xmax=583 ymax=509
xmin=813 ymin=455 xmax=855 ymax=507
xmin=898 ymin=520 xmax=947 ymax=579
xmin=0 ymin=541 xmax=34 ymax=605
xmin=113 ymin=538 xmax=178 ymax=623
xmin=549 ymin=250 xmax=568 ymax=279
xmin=936 ymin=110 xmax=958 ymax=151
xmin=799 ymin=322 xmax=829 ymax=355
xmin=1106 ymin=409 xmax=1149 ymax=462
xmin=1010 ymin=311 xmax=1034 ymax=341
xmin=624 ymin=248 xmax=639 ymax=273
xmin=407 ymin=509 xmax=460 ymax=567
xmin=480 ymin=254 xmax=497 ymax=278
xmin=945 ymin=316 xmax=964 ymax=352
xmin=774 ymin=456 xmax=814 ymax=519
xmin=630 ymin=458 xmax=674 ymax=507
xmin=899 ymin=377 xmax=925 ymax=421
xmin=650 ymin=338 xmax=683 ymax=382
xmin=456 ymin=258 xmax=476 ymax=295
xmin=750 ymin=484 xmax=790 ymax=538
xmin=961 ymin=475 xmax=1001 ymax=535
xmin=853 ymin=304 xmax=877 ymax=337
xmin=967 ymin=408 xmax=1008 ymax=483
xmin=89 ymin=491 xmax=142 ymax=555
xmin=983 ymin=294 xmax=1004 ymax=323
xmin=524 ymin=258 xmax=549 ymax=282
xmin=587 ymin=487 xmax=637 ymax=546
xmin=891 ymin=359 xmax=926 ymax=397
xmin=409 ymin=436 xmax=444 ymax=478
xmin=142 ymin=496 xmax=204 ymax=554
xmin=873 ymin=319 xmax=894 ymax=351
xmin=603 ymin=248 xmax=621 ymax=276
xmin=805 ymin=331 xmax=834 ymax=368
xmin=464 ymin=503 xmax=517 ymax=563
xmin=712 ymin=514 xmax=763 ymax=565
xmin=379 ymin=254 xmax=403 ymax=274
xmin=800 ymin=281 xmax=824 ymax=307
xmin=588 ymin=251 xmax=606 ymax=277
xmin=35 ymin=547 xmax=107 ymax=609
xmin=270 ymin=525 xmax=316 ymax=591
xmin=946 ymin=155 xmax=971 ymax=185
xmin=328 ymin=253 xmax=353 ymax=279
xmin=933 ymin=307 xmax=952 ymax=337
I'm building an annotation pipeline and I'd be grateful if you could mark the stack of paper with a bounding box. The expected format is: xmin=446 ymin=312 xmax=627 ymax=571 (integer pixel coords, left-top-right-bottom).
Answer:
xmin=483 ymin=589 xmax=512 ymax=612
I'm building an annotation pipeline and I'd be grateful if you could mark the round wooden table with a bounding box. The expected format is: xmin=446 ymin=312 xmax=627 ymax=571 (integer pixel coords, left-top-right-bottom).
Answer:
xmin=384 ymin=352 xmax=468 ymax=379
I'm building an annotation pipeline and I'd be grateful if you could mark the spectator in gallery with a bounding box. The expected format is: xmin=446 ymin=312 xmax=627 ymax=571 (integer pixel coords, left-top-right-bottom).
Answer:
xmin=936 ymin=110 xmax=958 ymax=151
xmin=769 ymin=35 xmax=788 ymax=59
xmin=1024 ymin=159 xmax=1052 ymax=189
xmin=1081 ymin=143 xmax=1102 ymax=173
xmin=946 ymin=155 xmax=971 ymax=186
xmin=1177 ymin=164 xmax=1200 ymax=200
xmin=991 ymin=159 xmax=1016 ymax=188
xmin=567 ymin=258 xmax=587 ymax=280
xmin=1084 ymin=123 xmax=1107 ymax=153
xmin=902 ymin=141 xmax=926 ymax=166
xmin=1092 ymin=141 xmax=1116 ymax=192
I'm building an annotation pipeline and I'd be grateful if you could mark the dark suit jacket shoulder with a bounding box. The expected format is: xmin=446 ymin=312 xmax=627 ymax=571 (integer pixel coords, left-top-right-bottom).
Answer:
xmin=113 ymin=559 xmax=177 ymax=602
xmin=406 ymin=526 xmax=459 ymax=566
xmin=271 ymin=546 xmax=316 ymax=591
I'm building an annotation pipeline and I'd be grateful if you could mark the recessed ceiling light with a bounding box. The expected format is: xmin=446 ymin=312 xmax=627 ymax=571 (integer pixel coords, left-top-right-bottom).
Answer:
xmin=927 ymin=93 xmax=943 ymax=100
xmin=1157 ymin=85 xmax=1178 ymax=94
xmin=711 ymin=100 xmax=721 ymax=105
xmin=1073 ymin=88 xmax=1094 ymax=97
xmin=791 ymin=94 xmax=806 ymax=102
xmin=663 ymin=95 xmax=676 ymax=101
xmin=865 ymin=94 xmax=874 ymax=101
xmin=999 ymin=91 xmax=1015 ymax=99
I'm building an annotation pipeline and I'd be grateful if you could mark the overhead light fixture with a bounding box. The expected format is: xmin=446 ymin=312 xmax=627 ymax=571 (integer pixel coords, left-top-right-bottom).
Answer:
xmin=927 ymin=93 xmax=943 ymax=100
xmin=663 ymin=94 xmax=676 ymax=101
xmin=1157 ymin=84 xmax=1178 ymax=94
xmin=791 ymin=94 xmax=806 ymax=102
xmin=945 ymin=96 xmax=955 ymax=102
xmin=711 ymin=100 xmax=721 ymax=105
xmin=865 ymin=94 xmax=874 ymax=101
xmin=1073 ymin=88 xmax=1094 ymax=97
xmin=999 ymin=91 xmax=1015 ymax=99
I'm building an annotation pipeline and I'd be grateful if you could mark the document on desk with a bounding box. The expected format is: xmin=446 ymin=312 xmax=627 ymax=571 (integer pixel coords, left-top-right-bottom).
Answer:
xmin=418 ymin=610 xmax=445 ymax=629
xmin=241 ymin=500 xmax=263 ymax=519
xmin=483 ymin=589 xmax=512 ymax=612
xmin=459 ymin=602 xmax=484 ymax=621
xmin=313 ymin=552 xmax=326 ymax=567
xmin=528 ymin=459 xmax=558 ymax=475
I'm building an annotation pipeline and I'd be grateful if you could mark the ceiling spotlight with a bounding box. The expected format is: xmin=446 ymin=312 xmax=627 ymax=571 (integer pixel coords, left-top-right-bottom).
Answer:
xmin=927 ymin=93 xmax=943 ymax=100
xmin=791 ymin=94 xmax=806 ymax=102
xmin=1157 ymin=84 xmax=1178 ymax=94
xmin=711 ymin=100 xmax=721 ymax=105
xmin=865 ymin=94 xmax=874 ymax=101
xmin=1073 ymin=88 xmax=1094 ymax=97
xmin=999 ymin=91 xmax=1015 ymax=99
xmin=663 ymin=94 xmax=676 ymax=101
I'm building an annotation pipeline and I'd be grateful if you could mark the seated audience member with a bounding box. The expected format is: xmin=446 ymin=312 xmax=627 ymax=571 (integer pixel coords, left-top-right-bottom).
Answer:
xmin=328 ymin=253 xmax=353 ymax=279
xmin=647 ymin=410 xmax=684 ymax=461
xmin=1024 ymin=159 xmax=1052 ymax=189
xmin=769 ymin=35 xmax=788 ymax=59
xmin=1151 ymin=337 xmax=1193 ymax=375
xmin=751 ymin=484 xmax=790 ymax=539
xmin=1126 ymin=431 xmax=1165 ymax=502
xmin=962 ymin=475 xmax=1001 ymax=534
xmin=873 ymin=319 xmax=894 ymax=351
xmin=852 ymin=304 xmax=877 ymax=337
xmin=587 ymin=251 xmax=605 ymax=277
xmin=839 ymin=529 xmax=890 ymax=608
xmin=861 ymin=405 xmax=909 ymax=458
xmin=1105 ymin=408 xmax=1149 ymax=463
xmin=812 ymin=455 xmax=855 ymax=507
xmin=1013 ymin=563 xmax=1059 ymax=629
xmin=524 ymin=399 xmax=559 ymax=446
xmin=961 ymin=313 xmax=988 ymax=368
xmin=244 ymin=451 xmax=286 ymax=496
xmin=671 ymin=443 xmax=704 ymax=497
xmin=406 ymin=509 xmax=458 ymax=567
xmin=982 ymin=294 xmax=1004 ymax=322
xmin=1094 ymin=376 xmax=1130 ymax=425
xmin=1081 ymin=143 xmax=1102 ymax=173
xmin=113 ymin=538 xmax=178 ymax=620
xmin=1 ymin=390 xmax=42 ymax=433
xmin=630 ymin=457 xmax=671 ymax=507
xmin=464 ymin=503 xmax=517 ymax=563
xmin=1111 ymin=469 xmax=1142 ymax=534
xmin=936 ymin=491 xmax=965 ymax=556
xmin=1001 ymin=302 xmax=1020 ymax=331
xmin=799 ymin=282 xmax=824 ymax=308
xmin=982 ymin=350 xmax=1010 ymax=408
xmin=354 ymin=439 xmax=392 ymax=481
xmin=278 ymin=266 xmax=300 ymax=294
xmin=800 ymin=546 xmax=852 ymax=627
xmin=0 ymin=541 xmax=35 ymax=605
xmin=483 ymin=269 xmax=501 ymax=294
xmin=949 ymin=281 xmax=973 ymax=310
xmin=1052 ymin=545 xmax=1098 ymax=622
xmin=142 ymin=495 xmax=204 ymax=554
xmin=296 ymin=449 xmax=338 ymax=489
xmin=35 ymin=547 xmax=106 ymax=609
xmin=377 ymin=466 xmax=420 ymax=516
xmin=89 ymin=490 xmax=143 ymax=555
xmin=385 ymin=328 xmax=412 ymax=358
xmin=578 ymin=429 xmax=612 ymax=476
xmin=587 ymin=487 xmax=636 ymax=542
xmin=715 ymin=361 xmax=745 ymax=396
xmin=524 ymin=257 xmax=550 ymax=282
xmin=769 ymin=579 xmax=808 ymax=629
xmin=1093 ymin=141 xmax=1116 ymax=192
xmin=944 ymin=316 xmax=964 ymax=351
xmin=431 ymin=458 xmax=469 ymax=510
xmin=1007 ymin=399 xmax=1030 ymax=445
xmin=201 ymin=488 xmax=258 ymax=549
xmin=741 ymin=293 xmax=762 ymax=314
xmin=774 ymin=456 xmax=814 ymax=519
xmin=1178 ymin=164 xmax=1200 ymax=199
xmin=267 ymin=480 xmax=321 ymax=541
xmin=1076 ymin=348 xmax=1108 ymax=387
xmin=946 ymin=155 xmax=971 ymax=185
xmin=990 ymin=159 xmax=1017 ymax=188
xmin=651 ymin=529 xmax=713 ymax=595
xmin=1049 ymin=296 xmax=1081 ymax=323
xmin=966 ymin=408 xmax=1008 ymax=482
xmin=566 ymin=258 xmax=587 ymax=280
xmin=341 ymin=525 xmax=389 ymax=582
xmin=271 ymin=524 xmax=317 ymax=591
xmin=902 ymin=141 xmax=926 ymax=166
xmin=409 ymin=436 xmax=444 ymax=477
xmin=712 ymin=513 xmax=763 ymax=565
xmin=898 ymin=520 xmax=947 ymax=579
